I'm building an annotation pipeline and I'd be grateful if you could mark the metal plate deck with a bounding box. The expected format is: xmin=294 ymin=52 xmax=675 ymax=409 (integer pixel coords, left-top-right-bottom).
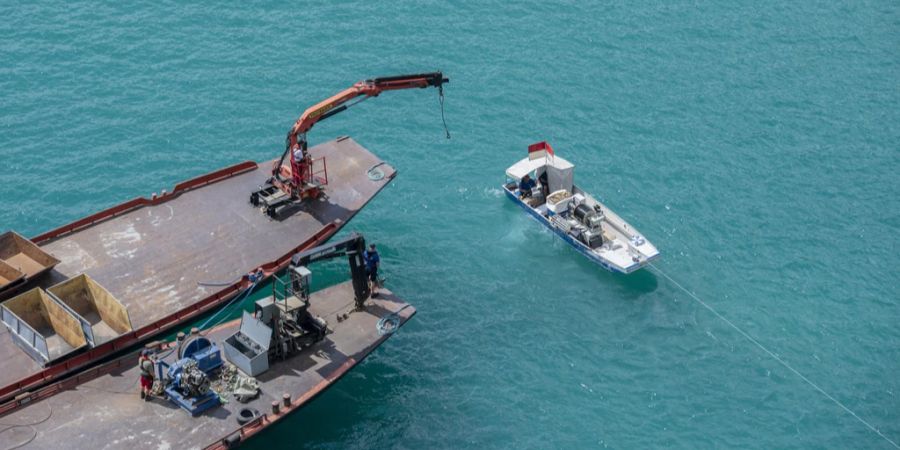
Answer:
xmin=0 ymin=283 xmax=414 ymax=449
xmin=0 ymin=137 xmax=395 ymax=393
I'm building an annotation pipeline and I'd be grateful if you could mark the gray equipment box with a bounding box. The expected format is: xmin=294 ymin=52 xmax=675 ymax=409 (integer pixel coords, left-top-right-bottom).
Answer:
xmin=223 ymin=311 xmax=272 ymax=377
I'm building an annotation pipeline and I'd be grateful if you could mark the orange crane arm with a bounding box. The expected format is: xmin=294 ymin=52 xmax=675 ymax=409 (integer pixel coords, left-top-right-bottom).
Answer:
xmin=290 ymin=72 xmax=448 ymax=139
xmin=274 ymin=72 xmax=449 ymax=190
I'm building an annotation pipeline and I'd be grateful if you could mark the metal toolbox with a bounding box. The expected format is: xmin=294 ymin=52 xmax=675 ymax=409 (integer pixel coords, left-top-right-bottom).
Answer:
xmin=222 ymin=311 xmax=272 ymax=377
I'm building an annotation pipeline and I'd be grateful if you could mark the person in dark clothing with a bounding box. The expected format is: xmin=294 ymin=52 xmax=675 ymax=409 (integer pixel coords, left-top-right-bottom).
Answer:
xmin=138 ymin=349 xmax=155 ymax=401
xmin=363 ymin=243 xmax=381 ymax=297
xmin=518 ymin=174 xmax=536 ymax=198
xmin=538 ymin=171 xmax=549 ymax=197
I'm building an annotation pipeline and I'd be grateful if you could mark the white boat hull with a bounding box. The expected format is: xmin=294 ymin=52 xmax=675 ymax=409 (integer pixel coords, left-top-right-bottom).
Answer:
xmin=503 ymin=185 xmax=659 ymax=274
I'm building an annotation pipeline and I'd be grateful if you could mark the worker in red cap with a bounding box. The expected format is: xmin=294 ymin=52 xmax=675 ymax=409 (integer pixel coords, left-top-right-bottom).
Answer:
xmin=138 ymin=349 xmax=155 ymax=401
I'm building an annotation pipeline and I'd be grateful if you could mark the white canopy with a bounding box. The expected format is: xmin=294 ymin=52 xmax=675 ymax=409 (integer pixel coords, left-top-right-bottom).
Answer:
xmin=506 ymin=157 xmax=544 ymax=180
xmin=505 ymin=155 xmax=574 ymax=180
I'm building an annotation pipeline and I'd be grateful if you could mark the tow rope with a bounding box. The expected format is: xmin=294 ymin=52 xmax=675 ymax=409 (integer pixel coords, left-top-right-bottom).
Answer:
xmin=649 ymin=263 xmax=898 ymax=448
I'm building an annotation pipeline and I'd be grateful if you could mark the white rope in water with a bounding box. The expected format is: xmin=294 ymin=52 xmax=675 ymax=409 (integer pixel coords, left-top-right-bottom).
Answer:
xmin=649 ymin=263 xmax=898 ymax=449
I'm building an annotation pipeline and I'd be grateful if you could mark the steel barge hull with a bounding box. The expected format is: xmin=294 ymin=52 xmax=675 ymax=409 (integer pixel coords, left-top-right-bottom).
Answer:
xmin=0 ymin=136 xmax=395 ymax=409
xmin=0 ymin=283 xmax=415 ymax=449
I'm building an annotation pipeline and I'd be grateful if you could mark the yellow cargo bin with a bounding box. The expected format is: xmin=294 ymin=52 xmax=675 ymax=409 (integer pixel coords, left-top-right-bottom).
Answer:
xmin=0 ymin=231 xmax=61 ymax=279
xmin=0 ymin=259 xmax=25 ymax=293
xmin=48 ymin=274 xmax=133 ymax=347
xmin=0 ymin=287 xmax=88 ymax=365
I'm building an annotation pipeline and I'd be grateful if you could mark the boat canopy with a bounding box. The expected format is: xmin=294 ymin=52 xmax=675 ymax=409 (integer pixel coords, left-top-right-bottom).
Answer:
xmin=506 ymin=155 xmax=573 ymax=179
xmin=506 ymin=155 xmax=574 ymax=193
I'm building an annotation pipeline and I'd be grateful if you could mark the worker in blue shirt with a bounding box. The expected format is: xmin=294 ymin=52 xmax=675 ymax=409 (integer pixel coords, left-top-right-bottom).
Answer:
xmin=363 ymin=243 xmax=381 ymax=298
xmin=518 ymin=174 xmax=537 ymax=198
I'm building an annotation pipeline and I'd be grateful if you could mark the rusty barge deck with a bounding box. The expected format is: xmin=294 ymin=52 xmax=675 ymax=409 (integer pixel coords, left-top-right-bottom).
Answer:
xmin=0 ymin=136 xmax=395 ymax=408
xmin=0 ymin=283 xmax=415 ymax=450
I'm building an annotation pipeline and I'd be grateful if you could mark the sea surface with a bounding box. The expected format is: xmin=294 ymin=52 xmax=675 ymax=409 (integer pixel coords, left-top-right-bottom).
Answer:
xmin=1 ymin=1 xmax=898 ymax=448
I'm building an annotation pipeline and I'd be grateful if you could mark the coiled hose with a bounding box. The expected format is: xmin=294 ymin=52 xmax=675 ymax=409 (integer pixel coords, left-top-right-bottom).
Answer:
xmin=198 ymin=270 xmax=263 ymax=330
xmin=376 ymin=304 xmax=412 ymax=336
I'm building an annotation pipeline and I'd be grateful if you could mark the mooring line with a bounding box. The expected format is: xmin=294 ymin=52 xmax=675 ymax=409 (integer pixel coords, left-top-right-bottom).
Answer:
xmin=649 ymin=263 xmax=898 ymax=448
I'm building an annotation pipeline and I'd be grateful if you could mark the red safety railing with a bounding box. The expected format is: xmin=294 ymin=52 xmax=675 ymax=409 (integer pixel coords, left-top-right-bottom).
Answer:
xmin=0 ymin=222 xmax=339 ymax=416
xmin=32 ymin=161 xmax=258 ymax=244
xmin=0 ymin=154 xmax=400 ymax=418
xmin=203 ymin=307 xmax=416 ymax=450
xmin=311 ymin=156 xmax=328 ymax=187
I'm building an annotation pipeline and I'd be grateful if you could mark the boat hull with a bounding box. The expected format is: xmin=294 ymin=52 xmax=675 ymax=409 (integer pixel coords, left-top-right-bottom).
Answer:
xmin=0 ymin=137 xmax=396 ymax=409
xmin=0 ymin=282 xmax=415 ymax=449
xmin=503 ymin=187 xmax=634 ymax=274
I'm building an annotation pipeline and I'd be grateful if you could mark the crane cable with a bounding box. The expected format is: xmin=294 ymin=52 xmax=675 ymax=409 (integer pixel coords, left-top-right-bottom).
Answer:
xmin=439 ymin=85 xmax=451 ymax=140
xmin=648 ymin=263 xmax=899 ymax=449
xmin=198 ymin=270 xmax=264 ymax=330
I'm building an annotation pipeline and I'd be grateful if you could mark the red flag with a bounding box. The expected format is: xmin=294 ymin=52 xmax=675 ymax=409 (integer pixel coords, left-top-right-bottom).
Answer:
xmin=528 ymin=141 xmax=555 ymax=160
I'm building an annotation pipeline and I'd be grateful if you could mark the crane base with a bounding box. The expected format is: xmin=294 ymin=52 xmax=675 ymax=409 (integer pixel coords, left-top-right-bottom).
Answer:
xmin=250 ymin=183 xmax=299 ymax=220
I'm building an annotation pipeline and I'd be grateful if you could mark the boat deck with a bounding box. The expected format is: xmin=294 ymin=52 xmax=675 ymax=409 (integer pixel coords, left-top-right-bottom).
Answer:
xmin=0 ymin=283 xmax=415 ymax=450
xmin=0 ymin=136 xmax=395 ymax=393
xmin=503 ymin=184 xmax=659 ymax=274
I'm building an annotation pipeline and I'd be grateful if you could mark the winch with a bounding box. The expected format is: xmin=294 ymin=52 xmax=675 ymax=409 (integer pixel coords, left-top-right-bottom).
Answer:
xmin=570 ymin=202 xmax=604 ymax=248
xmin=155 ymin=335 xmax=223 ymax=416
xmin=167 ymin=358 xmax=210 ymax=399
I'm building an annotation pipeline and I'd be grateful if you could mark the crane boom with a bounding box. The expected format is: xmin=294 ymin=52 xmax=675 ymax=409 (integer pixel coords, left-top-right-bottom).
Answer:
xmin=269 ymin=72 xmax=449 ymax=205
xmin=290 ymin=231 xmax=370 ymax=310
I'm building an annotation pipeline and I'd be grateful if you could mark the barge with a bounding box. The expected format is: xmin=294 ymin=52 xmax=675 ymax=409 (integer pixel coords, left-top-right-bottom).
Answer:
xmin=0 ymin=280 xmax=415 ymax=449
xmin=503 ymin=141 xmax=659 ymax=274
xmin=0 ymin=136 xmax=396 ymax=410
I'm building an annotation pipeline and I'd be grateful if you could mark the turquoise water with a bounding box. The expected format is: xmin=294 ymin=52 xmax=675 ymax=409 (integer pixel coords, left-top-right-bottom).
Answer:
xmin=2 ymin=1 xmax=899 ymax=448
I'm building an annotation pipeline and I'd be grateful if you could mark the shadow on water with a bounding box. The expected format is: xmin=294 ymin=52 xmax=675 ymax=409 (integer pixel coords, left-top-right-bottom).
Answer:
xmin=612 ymin=267 xmax=659 ymax=296
xmin=244 ymin=353 xmax=405 ymax=449
xmin=568 ymin=250 xmax=660 ymax=299
xmin=499 ymin=192 xmax=660 ymax=299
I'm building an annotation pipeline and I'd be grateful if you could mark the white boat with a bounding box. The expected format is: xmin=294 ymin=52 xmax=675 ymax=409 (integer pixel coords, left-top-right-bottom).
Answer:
xmin=503 ymin=141 xmax=659 ymax=274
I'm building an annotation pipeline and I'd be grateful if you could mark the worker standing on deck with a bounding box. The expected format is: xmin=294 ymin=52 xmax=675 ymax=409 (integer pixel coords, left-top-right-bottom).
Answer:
xmin=138 ymin=350 xmax=155 ymax=401
xmin=538 ymin=171 xmax=549 ymax=197
xmin=364 ymin=243 xmax=381 ymax=298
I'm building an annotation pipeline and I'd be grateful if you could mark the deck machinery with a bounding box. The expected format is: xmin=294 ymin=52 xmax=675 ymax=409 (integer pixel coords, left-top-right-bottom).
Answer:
xmin=251 ymin=72 xmax=449 ymax=219
xmin=154 ymin=334 xmax=224 ymax=416
xmin=150 ymin=233 xmax=373 ymax=414
xmin=227 ymin=232 xmax=373 ymax=374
